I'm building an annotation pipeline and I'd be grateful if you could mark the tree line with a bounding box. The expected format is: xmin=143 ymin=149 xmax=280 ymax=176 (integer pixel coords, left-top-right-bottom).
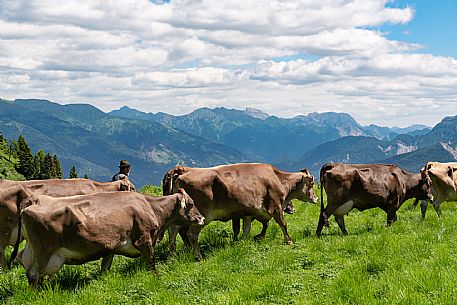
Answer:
xmin=0 ymin=131 xmax=84 ymax=180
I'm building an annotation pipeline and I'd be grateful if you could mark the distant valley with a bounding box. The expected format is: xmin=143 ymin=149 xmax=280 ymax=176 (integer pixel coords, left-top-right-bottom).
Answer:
xmin=1 ymin=98 xmax=455 ymax=186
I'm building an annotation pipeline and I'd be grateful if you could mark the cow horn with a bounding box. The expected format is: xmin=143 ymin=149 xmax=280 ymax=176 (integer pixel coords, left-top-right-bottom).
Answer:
xmin=169 ymin=175 xmax=174 ymax=195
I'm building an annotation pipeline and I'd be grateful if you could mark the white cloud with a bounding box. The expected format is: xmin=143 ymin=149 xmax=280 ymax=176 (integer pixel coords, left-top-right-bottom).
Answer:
xmin=0 ymin=0 xmax=455 ymax=127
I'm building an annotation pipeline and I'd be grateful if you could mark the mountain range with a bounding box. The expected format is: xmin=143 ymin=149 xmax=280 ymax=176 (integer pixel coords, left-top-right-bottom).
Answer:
xmin=1 ymin=97 xmax=455 ymax=186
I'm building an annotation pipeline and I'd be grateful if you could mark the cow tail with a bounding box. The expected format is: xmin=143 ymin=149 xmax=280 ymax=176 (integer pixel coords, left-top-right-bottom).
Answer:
xmin=8 ymin=197 xmax=35 ymax=269
xmin=319 ymin=168 xmax=326 ymax=223
xmin=320 ymin=164 xmax=333 ymax=226
xmin=8 ymin=214 xmax=22 ymax=269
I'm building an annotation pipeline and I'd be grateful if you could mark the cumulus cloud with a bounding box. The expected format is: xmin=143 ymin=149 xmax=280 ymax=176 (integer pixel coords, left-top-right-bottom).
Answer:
xmin=0 ymin=0 xmax=455 ymax=126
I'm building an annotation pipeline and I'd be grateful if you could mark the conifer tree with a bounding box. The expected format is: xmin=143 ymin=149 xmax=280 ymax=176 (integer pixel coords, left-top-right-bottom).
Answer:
xmin=83 ymin=174 xmax=89 ymax=179
xmin=0 ymin=131 xmax=5 ymax=150
xmin=53 ymin=155 xmax=63 ymax=179
xmin=8 ymin=140 xmax=18 ymax=161
xmin=16 ymin=135 xmax=35 ymax=180
xmin=43 ymin=153 xmax=54 ymax=179
xmin=69 ymin=165 xmax=78 ymax=179
xmin=33 ymin=150 xmax=46 ymax=179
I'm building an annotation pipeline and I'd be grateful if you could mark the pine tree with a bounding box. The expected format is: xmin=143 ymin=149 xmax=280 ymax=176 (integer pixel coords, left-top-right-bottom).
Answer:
xmin=16 ymin=135 xmax=35 ymax=180
xmin=53 ymin=155 xmax=63 ymax=179
xmin=8 ymin=140 xmax=18 ymax=161
xmin=42 ymin=153 xmax=54 ymax=179
xmin=33 ymin=150 xmax=46 ymax=179
xmin=0 ymin=131 xmax=5 ymax=150
xmin=83 ymin=174 xmax=89 ymax=179
xmin=69 ymin=166 xmax=78 ymax=179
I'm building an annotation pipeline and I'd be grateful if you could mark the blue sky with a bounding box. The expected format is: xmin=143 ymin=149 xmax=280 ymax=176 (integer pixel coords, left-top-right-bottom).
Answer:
xmin=0 ymin=0 xmax=456 ymax=127
xmin=383 ymin=0 xmax=457 ymax=58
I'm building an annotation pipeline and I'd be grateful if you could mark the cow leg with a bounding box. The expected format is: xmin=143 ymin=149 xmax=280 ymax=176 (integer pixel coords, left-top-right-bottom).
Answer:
xmin=316 ymin=212 xmax=326 ymax=237
xmin=187 ymin=225 xmax=203 ymax=261
xmin=241 ymin=216 xmax=252 ymax=239
xmin=386 ymin=210 xmax=398 ymax=226
xmin=101 ymin=255 xmax=114 ymax=272
xmin=432 ymin=201 xmax=443 ymax=218
xmin=168 ymin=225 xmax=179 ymax=254
xmin=138 ymin=243 xmax=156 ymax=272
xmin=27 ymin=252 xmax=61 ymax=287
xmin=284 ymin=202 xmax=295 ymax=214
xmin=21 ymin=243 xmax=33 ymax=271
xmin=316 ymin=207 xmax=332 ymax=237
xmin=232 ymin=217 xmax=241 ymax=241
xmin=335 ymin=215 xmax=348 ymax=236
xmin=420 ymin=200 xmax=428 ymax=219
xmin=254 ymin=221 xmax=269 ymax=241
xmin=178 ymin=226 xmax=191 ymax=247
xmin=26 ymin=264 xmax=43 ymax=287
xmin=273 ymin=211 xmax=293 ymax=245
xmin=0 ymin=245 xmax=7 ymax=272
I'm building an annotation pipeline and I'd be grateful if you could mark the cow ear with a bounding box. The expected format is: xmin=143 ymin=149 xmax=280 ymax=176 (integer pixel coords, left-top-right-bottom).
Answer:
xmin=177 ymin=188 xmax=187 ymax=208
xmin=425 ymin=177 xmax=432 ymax=186
xmin=304 ymin=175 xmax=314 ymax=185
xmin=448 ymin=167 xmax=454 ymax=178
xmin=421 ymin=170 xmax=427 ymax=179
xmin=300 ymin=168 xmax=310 ymax=175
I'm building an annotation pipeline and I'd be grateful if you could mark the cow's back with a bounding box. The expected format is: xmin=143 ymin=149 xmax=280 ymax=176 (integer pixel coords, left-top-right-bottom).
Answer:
xmin=23 ymin=192 xmax=151 ymax=250
xmin=176 ymin=163 xmax=283 ymax=219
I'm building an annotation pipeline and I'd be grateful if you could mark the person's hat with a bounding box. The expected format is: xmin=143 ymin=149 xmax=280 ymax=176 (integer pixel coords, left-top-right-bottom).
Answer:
xmin=119 ymin=160 xmax=130 ymax=168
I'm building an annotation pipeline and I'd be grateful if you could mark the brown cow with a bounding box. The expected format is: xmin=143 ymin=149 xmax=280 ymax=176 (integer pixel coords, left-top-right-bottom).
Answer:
xmin=417 ymin=162 xmax=457 ymax=219
xmin=18 ymin=189 xmax=204 ymax=286
xmin=163 ymin=173 xmax=296 ymax=243
xmin=317 ymin=163 xmax=433 ymax=236
xmin=163 ymin=163 xmax=318 ymax=259
xmin=0 ymin=178 xmax=133 ymax=271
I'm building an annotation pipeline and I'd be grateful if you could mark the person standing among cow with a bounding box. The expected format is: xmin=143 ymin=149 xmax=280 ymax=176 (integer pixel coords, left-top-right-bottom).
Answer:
xmin=112 ymin=160 xmax=135 ymax=191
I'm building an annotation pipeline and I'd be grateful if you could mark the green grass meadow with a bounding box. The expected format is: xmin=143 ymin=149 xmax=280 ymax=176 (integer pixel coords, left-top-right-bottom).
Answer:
xmin=1 ymin=186 xmax=457 ymax=304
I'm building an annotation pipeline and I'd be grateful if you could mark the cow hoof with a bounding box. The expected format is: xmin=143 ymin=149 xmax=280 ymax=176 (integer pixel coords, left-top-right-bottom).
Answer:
xmin=254 ymin=234 xmax=265 ymax=241
xmin=285 ymin=240 xmax=294 ymax=245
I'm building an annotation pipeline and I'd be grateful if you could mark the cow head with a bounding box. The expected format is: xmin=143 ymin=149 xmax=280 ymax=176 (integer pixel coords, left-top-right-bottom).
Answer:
xmin=119 ymin=177 xmax=135 ymax=192
xmin=420 ymin=163 xmax=457 ymax=201
xmin=295 ymin=169 xmax=318 ymax=204
xmin=414 ymin=175 xmax=434 ymax=202
xmin=162 ymin=166 xmax=188 ymax=195
xmin=420 ymin=162 xmax=434 ymax=179
xmin=174 ymin=188 xmax=205 ymax=226
xmin=162 ymin=170 xmax=174 ymax=195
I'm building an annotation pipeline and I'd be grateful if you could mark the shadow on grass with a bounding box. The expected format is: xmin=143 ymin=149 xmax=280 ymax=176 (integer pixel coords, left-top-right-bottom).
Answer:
xmin=46 ymin=264 xmax=102 ymax=291
xmin=117 ymin=240 xmax=183 ymax=275
xmin=0 ymin=285 xmax=14 ymax=303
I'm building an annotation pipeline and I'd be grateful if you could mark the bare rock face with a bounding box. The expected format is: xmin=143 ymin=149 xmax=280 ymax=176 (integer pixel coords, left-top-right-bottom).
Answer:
xmin=244 ymin=107 xmax=269 ymax=120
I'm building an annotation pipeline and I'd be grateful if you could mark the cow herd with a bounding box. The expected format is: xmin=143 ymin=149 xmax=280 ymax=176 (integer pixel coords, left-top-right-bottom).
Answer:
xmin=0 ymin=161 xmax=456 ymax=286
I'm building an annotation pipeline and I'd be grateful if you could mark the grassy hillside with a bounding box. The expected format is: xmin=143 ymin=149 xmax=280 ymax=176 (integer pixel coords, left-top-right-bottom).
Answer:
xmin=1 ymin=186 xmax=457 ymax=304
xmin=0 ymin=144 xmax=25 ymax=180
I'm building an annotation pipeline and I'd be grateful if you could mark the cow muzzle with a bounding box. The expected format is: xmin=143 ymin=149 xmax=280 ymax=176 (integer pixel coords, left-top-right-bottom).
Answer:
xmin=197 ymin=216 xmax=205 ymax=226
xmin=311 ymin=195 xmax=318 ymax=204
